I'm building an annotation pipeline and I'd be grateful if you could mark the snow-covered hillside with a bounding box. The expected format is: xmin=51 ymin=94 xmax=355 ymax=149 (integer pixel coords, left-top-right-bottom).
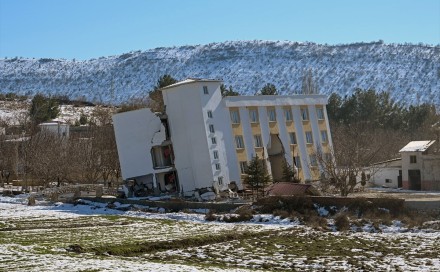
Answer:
xmin=1 ymin=40 xmax=439 ymax=106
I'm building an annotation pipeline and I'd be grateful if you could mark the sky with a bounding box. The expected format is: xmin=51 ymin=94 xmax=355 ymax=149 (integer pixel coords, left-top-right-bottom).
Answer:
xmin=0 ymin=0 xmax=439 ymax=60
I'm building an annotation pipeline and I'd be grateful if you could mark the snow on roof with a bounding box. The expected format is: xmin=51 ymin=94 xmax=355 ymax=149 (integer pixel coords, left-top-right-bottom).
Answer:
xmin=399 ymin=140 xmax=436 ymax=152
xmin=5 ymin=136 xmax=30 ymax=142
xmin=39 ymin=122 xmax=68 ymax=126
xmin=159 ymin=78 xmax=222 ymax=91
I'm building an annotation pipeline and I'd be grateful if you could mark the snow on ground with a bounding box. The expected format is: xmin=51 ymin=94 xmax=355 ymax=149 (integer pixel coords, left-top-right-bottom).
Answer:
xmin=0 ymin=100 xmax=114 ymax=126
xmin=1 ymin=195 xmax=439 ymax=271
xmin=0 ymin=195 xmax=296 ymax=271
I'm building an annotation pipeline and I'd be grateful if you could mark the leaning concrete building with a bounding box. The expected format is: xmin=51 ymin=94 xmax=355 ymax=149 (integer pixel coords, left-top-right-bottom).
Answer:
xmin=112 ymin=79 xmax=333 ymax=197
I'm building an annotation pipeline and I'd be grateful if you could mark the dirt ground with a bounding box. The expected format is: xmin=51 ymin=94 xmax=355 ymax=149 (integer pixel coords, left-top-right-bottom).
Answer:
xmin=354 ymin=188 xmax=440 ymax=211
xmin=355 ymin=187 xmax=440 ymax=200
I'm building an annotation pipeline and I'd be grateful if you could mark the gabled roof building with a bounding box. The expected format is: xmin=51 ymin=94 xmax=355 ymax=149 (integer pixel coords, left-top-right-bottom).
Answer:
xmin=370 ymin=140 xmax=440 ymax=191
xmin=112 ymin=79 xmax=333 ymax=197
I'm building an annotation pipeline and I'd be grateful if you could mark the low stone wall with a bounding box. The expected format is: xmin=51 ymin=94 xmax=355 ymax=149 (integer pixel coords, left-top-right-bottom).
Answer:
xmin=80 ymin=197 xmax=246 ymax=212
xmin=310 ymin=196 xmax=405 ymax=212
xmin=80 ymin=195 xmax=410 ymax=213
xmin=256 ymin=196 xmax=405 ymax=214
xmin=405 ymin=200 xmax=440 ymax=211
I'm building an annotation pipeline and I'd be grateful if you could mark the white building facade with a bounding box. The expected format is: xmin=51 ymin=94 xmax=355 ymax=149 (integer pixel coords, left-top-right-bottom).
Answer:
xmin=112 ymin=79 xmax=333 ymax=197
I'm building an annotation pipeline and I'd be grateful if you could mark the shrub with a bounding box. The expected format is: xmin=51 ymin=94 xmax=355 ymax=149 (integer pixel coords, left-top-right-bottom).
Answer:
xmin=303 ymin=214 xmax=328 ymax=230
xmin=205 ymin=210 xmax=217 ymax=221
xmin=273 ymin=209 xmax=290 ymax=219
xmin=237 ymin=208 xmax=253 ymax=221
xmin=255 ymin=196 xmax=314 ymax=214
xmin=335 ymin=213 xmax=350 ymax=231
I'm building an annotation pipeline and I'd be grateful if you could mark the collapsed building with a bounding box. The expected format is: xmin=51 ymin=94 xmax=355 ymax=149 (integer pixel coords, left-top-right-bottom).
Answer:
xmin=112 ymin=79 xmax=333 ymax=198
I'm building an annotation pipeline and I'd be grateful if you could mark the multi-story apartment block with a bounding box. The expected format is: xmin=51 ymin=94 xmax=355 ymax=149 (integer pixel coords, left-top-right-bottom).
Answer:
xmin=112 ymin=78 xmax=333 ymax=197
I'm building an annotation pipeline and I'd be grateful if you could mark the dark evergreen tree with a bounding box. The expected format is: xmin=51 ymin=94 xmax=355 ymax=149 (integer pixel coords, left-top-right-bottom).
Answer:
xmin=79 ymin=114 xmax=88 ymax=125
xmin=220 ymin=84 xmax=240 ymax=97
xmin=282 ymin=159 xmax=301 ymax=183
xmin=244 ymin=154 xmax=271 ymax=198
xmin=259 ymin=83 xmax=278 ymax=95
xmin=361 ymin=171 xmax=367 ymax=187
xmin=29 ymin=94 xmax=59 ymax=125
xmin=326 ymin=93 xmax=342 ymax=123
xmin=154 ymin=74 xmax=178 ymax=90
xmin=149 ymin=74 xmax=178 ymax=112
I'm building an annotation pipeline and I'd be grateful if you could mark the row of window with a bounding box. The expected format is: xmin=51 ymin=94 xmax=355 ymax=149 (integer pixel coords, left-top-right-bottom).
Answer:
xmin=234 ymin=130 xmax=328 ymax=149
xmin=238 ymin=153 xmax=331 ymax=175
xmin=239 ymin=156 xmax=303 ymax=174
xmin=205 ymin=92 xmax=222 ymax=175
xmin=230 ymin=107 xmax=325 ymax=124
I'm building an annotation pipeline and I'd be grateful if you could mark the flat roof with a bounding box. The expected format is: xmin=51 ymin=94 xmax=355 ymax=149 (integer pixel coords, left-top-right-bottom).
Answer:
xmin=223 ymin=94 xmax=328 ymax=107
xmin=159 ymin=78 xmax=222 ymax=91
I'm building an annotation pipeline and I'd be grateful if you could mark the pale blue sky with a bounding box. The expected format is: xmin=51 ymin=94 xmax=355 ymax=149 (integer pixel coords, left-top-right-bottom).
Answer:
xmin=0 ymin=0 xmax=439 ymax=60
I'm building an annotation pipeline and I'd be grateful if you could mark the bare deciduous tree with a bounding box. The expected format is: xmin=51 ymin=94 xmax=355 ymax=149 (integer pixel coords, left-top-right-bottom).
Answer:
xmin=315 ymin=123 xmax=386 ymax=196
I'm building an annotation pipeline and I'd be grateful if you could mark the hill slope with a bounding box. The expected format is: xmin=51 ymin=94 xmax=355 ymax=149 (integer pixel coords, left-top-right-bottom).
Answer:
xmin=1 ymin=40 xmax=439 ymax=106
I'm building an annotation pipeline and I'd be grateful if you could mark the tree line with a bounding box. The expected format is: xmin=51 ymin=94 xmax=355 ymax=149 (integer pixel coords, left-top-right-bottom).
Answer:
xmin=3 ymin=74 xmax=437 ymax=197
xmin=327 ymin=89 xmax=438 ymax=133
xmin=0 ymin=94 xmax=120 ymax=189
xmin=318 ymin=89 xmax=440 ymax=196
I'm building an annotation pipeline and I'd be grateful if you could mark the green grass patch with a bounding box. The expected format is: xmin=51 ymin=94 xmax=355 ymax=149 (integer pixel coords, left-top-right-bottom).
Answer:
xmin=87 ymin=230 xmax=277 ymax=257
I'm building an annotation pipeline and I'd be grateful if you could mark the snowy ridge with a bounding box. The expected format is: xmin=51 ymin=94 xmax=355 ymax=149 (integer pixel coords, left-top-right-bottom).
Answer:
xmin=0 ymin=40 xmax=439 ymax=105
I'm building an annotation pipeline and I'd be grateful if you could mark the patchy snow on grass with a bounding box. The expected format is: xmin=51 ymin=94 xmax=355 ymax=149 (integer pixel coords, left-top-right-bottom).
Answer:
xmin=1 ymin=195 xmax=439 ymax=271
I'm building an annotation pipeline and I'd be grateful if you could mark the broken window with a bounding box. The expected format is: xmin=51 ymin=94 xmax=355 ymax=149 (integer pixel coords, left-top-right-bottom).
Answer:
xmin=305 ymin=131 xmax=313 ymax=144
xmin=254 ymin=134 xmax=263 ymax=148
xmin=284 ymin=108 xmax=293 ymax=121
xmin=268 ymin=108 xmax=276 ymax=122
xmin=321 ymin=130 xmax=328 ymax=143
xmin=235 ymin=135 xmax=244 ymax=149
xmin=230 ymin=110 xmax=240 ymax=124
xmin=316 ymin=107 xmax=325 ymax=120
xmin=290 ymin=132 xmax=297 ymax=145
xmin=301 ymin=108 xmax=309 ymax=121
xmin=249 ymin=109 xmax=259 ymax=123
xmin=294 ymin=156 xmax=301 ymax=169
xmin=239 ymin=161 xmax=248 ymax=174
xmin=151 ymin=146 xmax=174 ymax=169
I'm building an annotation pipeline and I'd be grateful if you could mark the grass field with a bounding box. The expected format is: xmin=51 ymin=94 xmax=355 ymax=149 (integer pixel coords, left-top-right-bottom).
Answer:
xmin=1 ymin=196 xmax=439 ymax=271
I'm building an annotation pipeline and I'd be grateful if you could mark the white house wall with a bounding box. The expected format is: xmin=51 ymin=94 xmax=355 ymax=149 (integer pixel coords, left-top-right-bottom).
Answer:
xmin=274 ymin=106 xmax=292 ymax=166
xmin=292 ymin=106 xmax=312 ymax=180
xmin=202 ymin=82 xmax=240 ymax=190
xmin=112 ymin=108 xmax=166 ymax=180
xmin=257 ymin=106 xmax=272 ymax=176
xmin=113 ymin=80 xmax=332 ymax=194
xmin=162 ymin=83 xmax=208 ymax=192
xmin=371 ymin=167 xmax=401 ymax=188
xmin=239 ymin=107 xmax=254 ymax=161
xmin=162 ymin=81 xmax=239 ymax=193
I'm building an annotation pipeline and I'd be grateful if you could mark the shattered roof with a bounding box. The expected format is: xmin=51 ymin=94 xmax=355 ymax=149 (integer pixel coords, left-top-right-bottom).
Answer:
xmin=399 ymin=140 xmax=436 ymax=152
xmin=265 ymin=182 xmax=321 ymax=196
